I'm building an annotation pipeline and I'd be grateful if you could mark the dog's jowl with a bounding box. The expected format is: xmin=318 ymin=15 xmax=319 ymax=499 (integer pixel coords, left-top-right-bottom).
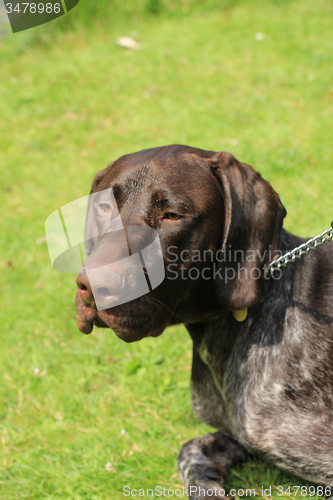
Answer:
xmin=76 ymin=145 xmax=333 ymax=493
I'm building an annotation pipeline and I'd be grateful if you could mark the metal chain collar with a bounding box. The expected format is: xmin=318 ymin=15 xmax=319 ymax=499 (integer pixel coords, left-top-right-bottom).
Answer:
xmin=268 ymin=221 xmax=333 ymax=275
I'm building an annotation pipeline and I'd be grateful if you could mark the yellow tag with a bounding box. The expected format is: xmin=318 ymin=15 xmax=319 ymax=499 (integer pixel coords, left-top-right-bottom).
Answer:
xmin=232 ymin=309 xmax=248 ymax=322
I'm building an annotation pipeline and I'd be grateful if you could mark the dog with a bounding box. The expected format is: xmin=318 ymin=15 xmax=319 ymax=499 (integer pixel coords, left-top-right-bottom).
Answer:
xmin=76 ymin=145 xmax=333 ymax=496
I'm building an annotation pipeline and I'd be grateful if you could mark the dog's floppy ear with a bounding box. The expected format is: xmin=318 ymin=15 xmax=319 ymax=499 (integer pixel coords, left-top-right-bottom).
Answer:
xmin=85 ymin=162 xmax=114 ymax=255
xmin=210 ymin=152 xmax=286 ymax=311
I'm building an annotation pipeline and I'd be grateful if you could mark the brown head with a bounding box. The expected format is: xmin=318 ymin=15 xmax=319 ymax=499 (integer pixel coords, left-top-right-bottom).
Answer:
xmin=76 ymin=145 xmax=286 ymax=342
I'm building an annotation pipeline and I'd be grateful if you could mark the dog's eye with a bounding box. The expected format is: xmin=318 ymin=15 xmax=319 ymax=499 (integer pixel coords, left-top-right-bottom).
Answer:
xmin=99 ymin=203 xmax=112 ymax=213
xmin=163 ymin=212 xmax=181 ymax=221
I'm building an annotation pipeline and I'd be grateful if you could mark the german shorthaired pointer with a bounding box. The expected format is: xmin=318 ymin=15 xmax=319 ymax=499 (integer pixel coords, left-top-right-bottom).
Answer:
xmin=76 ymin=145 xmax=333 ymax=496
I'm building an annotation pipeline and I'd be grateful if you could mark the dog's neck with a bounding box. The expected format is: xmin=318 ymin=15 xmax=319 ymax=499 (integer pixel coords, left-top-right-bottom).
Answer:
xmin=172 ymin=281 xmax=227 ymax=325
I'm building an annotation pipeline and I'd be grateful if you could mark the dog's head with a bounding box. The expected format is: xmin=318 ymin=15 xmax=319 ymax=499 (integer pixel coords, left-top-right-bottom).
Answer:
xmin=76 ymin=145 xmax=286 ymax=342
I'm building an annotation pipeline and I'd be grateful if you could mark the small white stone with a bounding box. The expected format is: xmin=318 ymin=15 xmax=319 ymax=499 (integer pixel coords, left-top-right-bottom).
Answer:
xmin=115 ymin=37 xmax=141 ymax=50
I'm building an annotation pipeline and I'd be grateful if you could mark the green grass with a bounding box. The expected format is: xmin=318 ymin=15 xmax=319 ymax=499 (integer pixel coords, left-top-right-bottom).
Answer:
xmin=1 ymin=0 xmax=333 ymax=498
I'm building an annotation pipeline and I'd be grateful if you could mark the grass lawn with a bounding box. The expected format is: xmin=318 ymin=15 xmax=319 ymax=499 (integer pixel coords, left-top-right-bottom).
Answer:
xmin=1 ymin=0 xmax=333 ymax=498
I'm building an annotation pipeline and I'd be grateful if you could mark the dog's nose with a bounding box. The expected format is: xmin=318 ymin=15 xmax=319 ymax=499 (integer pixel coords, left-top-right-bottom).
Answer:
xmin=76 ymin=268 xmax=94 ymax=305
xmin=76 ymin=265 xmax=126 ymax=307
